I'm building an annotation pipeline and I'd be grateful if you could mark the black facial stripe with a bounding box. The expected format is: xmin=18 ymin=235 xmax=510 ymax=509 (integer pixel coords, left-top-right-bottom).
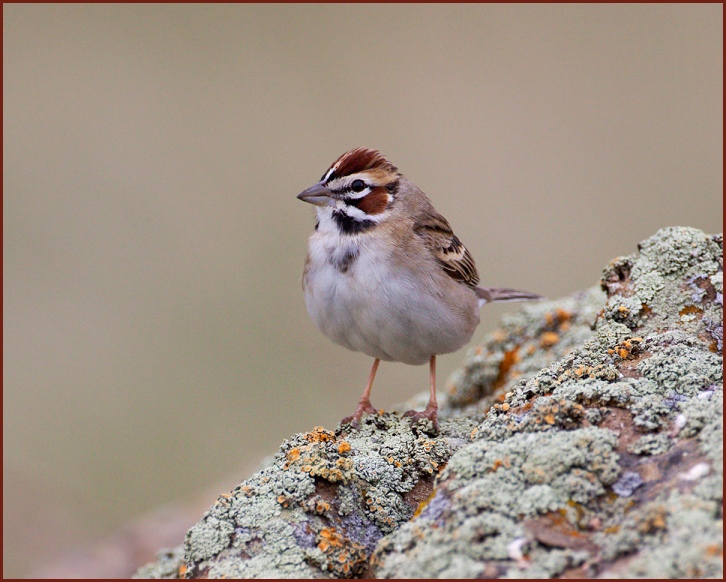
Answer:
xmin=326 ymin=187 xmax=348 ymax=195
xmin=332 ymin=210 xmax=376 ymax=235
xmin=386 ymin=179 xmax=399 ymax=195
xmin=346 ymin=196 xmax=367 ymax=209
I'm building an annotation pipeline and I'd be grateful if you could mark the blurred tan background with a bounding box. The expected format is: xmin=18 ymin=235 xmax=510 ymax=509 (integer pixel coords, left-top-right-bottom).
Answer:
xmin=3 ymin=3 xmax=722 ymax=577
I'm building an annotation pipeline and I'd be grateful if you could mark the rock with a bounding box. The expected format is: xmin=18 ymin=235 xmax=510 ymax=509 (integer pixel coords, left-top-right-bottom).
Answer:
xmin=135 ymin=227 xmax=722 ymax=579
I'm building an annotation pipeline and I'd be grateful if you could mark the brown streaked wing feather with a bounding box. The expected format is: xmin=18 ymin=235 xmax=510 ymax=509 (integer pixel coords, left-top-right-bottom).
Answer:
xmin=413 ymin=208 xmax=480 ymax=288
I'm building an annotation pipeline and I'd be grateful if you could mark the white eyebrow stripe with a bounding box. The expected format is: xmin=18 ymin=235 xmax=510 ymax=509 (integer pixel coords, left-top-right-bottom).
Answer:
xmin=327 ymin=172 xmax=378 ymax=196
xmin=325 ymin=183 xmax=371 ymax=198
xmin=344 ymin=172 xmax=375 ymax=183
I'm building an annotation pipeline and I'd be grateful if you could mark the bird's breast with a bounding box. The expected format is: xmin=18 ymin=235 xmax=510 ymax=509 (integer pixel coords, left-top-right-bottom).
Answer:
xmin=303 ymin=233 xmax=480 ymax=365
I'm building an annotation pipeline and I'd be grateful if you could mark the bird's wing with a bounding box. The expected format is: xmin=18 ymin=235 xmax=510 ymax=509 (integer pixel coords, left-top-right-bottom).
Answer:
xmin=413 ymin=207 xmax=480 ymax=289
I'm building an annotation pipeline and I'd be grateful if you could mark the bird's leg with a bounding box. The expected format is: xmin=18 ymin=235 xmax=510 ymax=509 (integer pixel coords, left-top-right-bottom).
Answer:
xmin=342 ymin=358 xmax=380 ymax=428
xmin=403 ymin=355 xmax=439 ymax=431
xmin=427 ymin=354 xmax=439 ymax=417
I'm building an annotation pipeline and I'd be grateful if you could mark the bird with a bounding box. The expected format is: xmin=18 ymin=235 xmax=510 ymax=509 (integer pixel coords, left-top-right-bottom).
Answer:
xmin=297 ymin=148 xmax=542 ymax=430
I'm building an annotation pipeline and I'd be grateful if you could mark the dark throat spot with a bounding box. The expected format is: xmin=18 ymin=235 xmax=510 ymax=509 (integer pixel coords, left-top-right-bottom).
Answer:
xmin=332 ymin=210 xmax=376 ymax=235
xmin=331 ymin=247 xmax=359 ymax=273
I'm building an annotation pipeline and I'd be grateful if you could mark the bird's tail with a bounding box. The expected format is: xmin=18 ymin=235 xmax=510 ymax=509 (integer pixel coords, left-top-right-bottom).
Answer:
xmin=475 ymin=286 xmax=544 ymax=307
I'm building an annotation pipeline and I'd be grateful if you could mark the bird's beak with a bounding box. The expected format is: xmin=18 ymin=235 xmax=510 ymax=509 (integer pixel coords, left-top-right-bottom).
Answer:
xmin=297 ymin=182 xmax=335 ymax=207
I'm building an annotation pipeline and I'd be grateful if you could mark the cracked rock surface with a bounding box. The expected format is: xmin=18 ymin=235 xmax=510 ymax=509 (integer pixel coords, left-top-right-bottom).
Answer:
xmin=136 ymin=227 xmax=722 ymax=579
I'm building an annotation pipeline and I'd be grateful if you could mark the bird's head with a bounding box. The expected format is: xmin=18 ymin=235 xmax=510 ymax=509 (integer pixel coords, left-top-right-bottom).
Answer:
xmin=297 ymin=148 xmax=401 ymax=235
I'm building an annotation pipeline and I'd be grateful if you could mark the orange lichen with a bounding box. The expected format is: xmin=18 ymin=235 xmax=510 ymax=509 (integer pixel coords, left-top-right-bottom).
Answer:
xmin=304 ymin=426 xmax=336 ymax=443
xmin=556 ymin=308 xmax=572 ymax=321
xmin=337 ymin=441 xmax=351 ymax=454
xmin=287 ymin=447 xmax=301 ymax=462
xmin=491 ymin=458 xmax=509 ymax=472
xmin=319 ymin=527 xmax=343 ymax=546
xmin=540 ymin=331 xmax=560 ymax=348
xmin=609 ymin=337 xmax=643 ymax=360
xmin=501 ymin=346 xmax=521 ymax=370
xmin=637 ymin=506 xmax=667 ymax=533
xmin=385 ymin=456 xmax=402 ymax=468
xmin=574 ymin=365 xmax=590 ymax=377
xmin=491 ymin=329 xmax=508 ymax=343
xmin=531 ymin=399 xmax=585 ymax=429
xmin=705 ymin=544 xmax=723 ymax=557
xmin=413 ymin=490 xmax=437 ymax=517
xmin=316 ymin=526 xmax=368 ymax=576
xmin=492 ymin=345 xmax=522 ymax=391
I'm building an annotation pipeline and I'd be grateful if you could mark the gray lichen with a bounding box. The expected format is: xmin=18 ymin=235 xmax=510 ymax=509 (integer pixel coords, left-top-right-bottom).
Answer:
xmin=135 ymin=227 xmax=722 ymax=579
xmin=137 ymin=417 xmax=478 ymax=579
xmin=372 ymin=227 xmax=722 ymax=578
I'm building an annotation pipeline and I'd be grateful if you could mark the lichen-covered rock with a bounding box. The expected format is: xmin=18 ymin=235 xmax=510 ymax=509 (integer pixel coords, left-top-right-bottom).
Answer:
xmin=373 ymin=227 xmax=722 ymax=578
xmin=135 ymin=227 xmax=722 ymax=579
xmin=136 ymin=417 xmax=478 ymax=579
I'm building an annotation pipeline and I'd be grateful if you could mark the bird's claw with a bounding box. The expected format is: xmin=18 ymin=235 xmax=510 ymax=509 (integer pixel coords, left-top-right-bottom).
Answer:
xmin=341 ymin=400 xmax=378 ymax=428
xmin=402 ymin=405 xmax=439 ymax=432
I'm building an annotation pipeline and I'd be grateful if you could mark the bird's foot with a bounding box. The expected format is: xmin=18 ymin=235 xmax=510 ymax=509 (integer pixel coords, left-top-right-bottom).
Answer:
xmin=403 ymin=403 xmax=439 ymax=432
xmin=341 ymin=399 xmax=378 ymax=428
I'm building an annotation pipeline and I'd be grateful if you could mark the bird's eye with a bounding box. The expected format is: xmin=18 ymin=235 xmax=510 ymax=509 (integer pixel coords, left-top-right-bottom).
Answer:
xmin=350 ymin=179 xmax=366 ymax=193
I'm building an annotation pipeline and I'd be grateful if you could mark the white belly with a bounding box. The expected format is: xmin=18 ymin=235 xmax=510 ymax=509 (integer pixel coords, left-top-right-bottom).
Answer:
xmin=303 ymin=235 xmax=479 ymax=365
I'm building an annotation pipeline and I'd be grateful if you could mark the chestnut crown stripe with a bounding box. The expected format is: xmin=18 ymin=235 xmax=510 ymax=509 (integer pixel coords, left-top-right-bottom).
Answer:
xmin=323 ymin=147 xmax=399 ymax=183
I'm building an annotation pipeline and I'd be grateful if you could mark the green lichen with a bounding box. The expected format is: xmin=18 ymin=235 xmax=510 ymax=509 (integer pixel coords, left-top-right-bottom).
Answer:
xmin=373 ymin=427 xmax=621 ymax=577
xmin=598 ymin=492 xmax=722 ymax=578
xmin=638 ymin=339 xmax=722 ymax=397
xmin=456 ymin=427 xmax=620 ymax=511
xmin=139 ymin=417 xmax=478 ymax=579
xmin=628 ymin=433 xmax=672 ymax=456
xmin=133 ymin=547 xmax=185 ymax=579
xmin=635 ymin=226 xmax=721 ymax=277
xmin=509 ymin=548 xmax=589 ymax=579
xmin=373 ymin=227 xmax=722 ymax=579
xmin=444 ymin=286 xmax=606 ymax=410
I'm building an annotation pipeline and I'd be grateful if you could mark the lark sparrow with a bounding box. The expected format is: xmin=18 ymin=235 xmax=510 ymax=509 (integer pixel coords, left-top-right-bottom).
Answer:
xmin=297 ymin=148 xmax=542 ymax=430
